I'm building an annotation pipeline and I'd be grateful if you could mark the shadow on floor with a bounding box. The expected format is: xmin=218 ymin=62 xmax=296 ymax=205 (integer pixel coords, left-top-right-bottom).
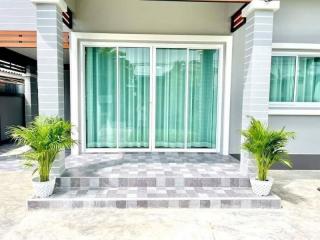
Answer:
xmin=272 ymin=180 xmax=307 ymax=205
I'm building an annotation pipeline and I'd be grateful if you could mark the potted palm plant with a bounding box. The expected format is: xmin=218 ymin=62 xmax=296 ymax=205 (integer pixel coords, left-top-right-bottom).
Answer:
xmin=242 ymin=117 xmax=294 ymax=196
xmin=9 ymin=116 xmax=75 ymax=198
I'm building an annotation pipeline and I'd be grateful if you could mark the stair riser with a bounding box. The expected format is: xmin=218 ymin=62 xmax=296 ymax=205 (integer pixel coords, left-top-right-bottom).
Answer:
xmin=56 ymin=177 xmax=251 ymax=188
xmin=28 ymin=199 xmax=281 ymax=209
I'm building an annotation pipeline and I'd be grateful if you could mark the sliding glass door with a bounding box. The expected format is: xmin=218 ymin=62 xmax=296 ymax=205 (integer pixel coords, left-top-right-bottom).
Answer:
xmin=156 ymin=49 xmax=187 ymax=148
xmin=119 ymin=48 xmax=150 ymax=148
xmin=85 ymin=45 xmax=220 ymax=151
xmin=155 ymin=48 xmax=219 ymax=149
xmin=187 ymin=49 xmax=219 ymax=149
xmin=86 ymin=47 xmax=117 ymax=148
xmin=85 ymin=47 xmax=150 ymax=148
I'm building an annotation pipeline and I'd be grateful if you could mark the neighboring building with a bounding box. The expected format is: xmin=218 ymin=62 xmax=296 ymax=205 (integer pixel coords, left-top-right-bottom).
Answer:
xmin=0 ymin=0 xmax=319 ymax=172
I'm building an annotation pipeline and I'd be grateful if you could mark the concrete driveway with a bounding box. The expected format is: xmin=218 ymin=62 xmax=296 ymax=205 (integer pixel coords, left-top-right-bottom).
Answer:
xmin=0 ymin=151 xmax=319 ymax=240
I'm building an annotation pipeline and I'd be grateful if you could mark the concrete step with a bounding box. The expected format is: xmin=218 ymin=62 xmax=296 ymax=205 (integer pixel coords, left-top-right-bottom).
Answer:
xmin=56 ymin=176 xmax=251 ymax=188
xmin=28 ymin=187 xmax=281 ymax=209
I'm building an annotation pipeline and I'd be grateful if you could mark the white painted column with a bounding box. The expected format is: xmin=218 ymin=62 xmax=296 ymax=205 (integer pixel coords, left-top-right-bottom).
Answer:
xmin=32 ymin=0 xmax=67 ymax=175
xmin=24 ymin=66 xmax=38 ymax=124
xmin=240 ymin=0 xmax=280 ymax=175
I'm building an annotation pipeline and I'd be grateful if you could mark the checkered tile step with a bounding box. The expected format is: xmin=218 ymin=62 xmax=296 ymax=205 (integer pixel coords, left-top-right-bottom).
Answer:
xmin=56 ymin=176 xmax=250 ymax=188
xmin=27 ymin=187 xmax=281 ymax=209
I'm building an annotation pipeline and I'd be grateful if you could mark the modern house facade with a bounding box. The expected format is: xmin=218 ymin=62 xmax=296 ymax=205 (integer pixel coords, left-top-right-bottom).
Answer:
xmin=0 ymin=0 xmax=319 ymax=208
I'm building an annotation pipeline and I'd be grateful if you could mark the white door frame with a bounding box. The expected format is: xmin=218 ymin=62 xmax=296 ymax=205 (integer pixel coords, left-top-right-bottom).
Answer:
xmin=70 ymin=33 xmax=233 ymax=155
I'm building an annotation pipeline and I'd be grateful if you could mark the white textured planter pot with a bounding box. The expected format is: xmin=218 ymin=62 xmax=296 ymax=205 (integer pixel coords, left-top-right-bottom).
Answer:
xmin=250 ymin=177 xmax=273 ymax=196
xmin=32 ymin=177 xmax=56 ymax=198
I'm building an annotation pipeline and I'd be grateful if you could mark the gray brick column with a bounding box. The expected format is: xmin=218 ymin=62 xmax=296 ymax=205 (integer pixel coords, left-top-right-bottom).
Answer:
xmin=240 ymin=0 xmax=280 ymax=176
xmin=32 ymin=0 xmax=67 ymax=175
xmin=24 ymin=66 xmax=38 ymax=124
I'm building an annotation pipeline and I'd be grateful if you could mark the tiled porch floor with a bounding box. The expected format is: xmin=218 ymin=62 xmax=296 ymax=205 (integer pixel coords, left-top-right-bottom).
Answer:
xmin=63 ymin=153 xmax=242 ymax=178
xmin=0 ymin=143 xmax=29 ymax=172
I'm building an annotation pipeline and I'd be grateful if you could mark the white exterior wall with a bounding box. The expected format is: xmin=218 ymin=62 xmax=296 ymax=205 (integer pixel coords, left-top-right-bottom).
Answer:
xmin=0 ymin=0 xmax=36 ymax=30
xmin=0 ymin=0 xmax=72 ymax=31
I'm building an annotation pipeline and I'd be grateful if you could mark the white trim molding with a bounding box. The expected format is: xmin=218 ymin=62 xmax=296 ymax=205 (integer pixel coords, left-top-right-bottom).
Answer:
xmin=273 ymin=43 xmax=320 ymax=51
xmin=242 ymin=0 xmax=280 ymax=18
xmin=70 ymin=32 xmax=233 ymax=155
xmin=269 ymin=103 xmax=320 ymax=116
xmin=31 ymin=0 xmax=67 ymax=11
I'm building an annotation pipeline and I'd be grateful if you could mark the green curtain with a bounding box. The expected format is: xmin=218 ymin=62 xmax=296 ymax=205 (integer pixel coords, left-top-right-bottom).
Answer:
xmin=297 ymin=57 xmax=320 ymax=102
xmin=86 ymin=46 xmax=220 ymax=149
xmin=188 ymin=49 xmax=218 ymax=148
xmin=156 ymin=49 xmax=186 ymax=148
xmin=119 ymin=48 xmax=150 ymax=148
xmin=86 ymin=47 xmax=117 ymax=148
xmin=269 ymin=56 xmax=296 ymax=102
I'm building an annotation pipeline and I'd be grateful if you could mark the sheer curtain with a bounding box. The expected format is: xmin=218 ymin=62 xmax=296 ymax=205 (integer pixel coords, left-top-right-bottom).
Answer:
xmin=269 ymin=56 xmax=296 ymax=102
xmin=297 ymin=57 xmax=320 ymax=102
xmin=86 ymin=46 xmax=220 ymax=149
xmin=119 ymin=47 xmax=150 ymax=148
xmin=156 ymin=49 xmax=186 ymax=148
xmin=86 ymin=47 xmax=117 ymax=148
xmin=188 ymin=49 xmax=219 ymax=148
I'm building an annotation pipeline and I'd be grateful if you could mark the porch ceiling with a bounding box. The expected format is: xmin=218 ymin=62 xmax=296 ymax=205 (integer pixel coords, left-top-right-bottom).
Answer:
xmin=146 ymin=0 xmax=251 ymax=2
xmin=7 ymin=48 xmax=70 ymax=64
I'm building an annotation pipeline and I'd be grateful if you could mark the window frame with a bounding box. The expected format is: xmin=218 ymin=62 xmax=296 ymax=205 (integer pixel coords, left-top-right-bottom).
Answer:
xmin=270 ymin=45 xmax=320 ymax=116
xmin=80 ymin=41 xmax=224 ymax=153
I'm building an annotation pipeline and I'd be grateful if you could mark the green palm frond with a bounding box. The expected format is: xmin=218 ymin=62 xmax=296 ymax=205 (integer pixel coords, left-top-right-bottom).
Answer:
xmin=241 ymin=117 xmax=295 ymax=181
xmin=8 ymin=116 xmax=76 ymax=182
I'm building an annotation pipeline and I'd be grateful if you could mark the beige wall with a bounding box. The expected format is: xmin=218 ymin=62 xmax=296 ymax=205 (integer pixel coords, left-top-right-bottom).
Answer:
xmin=73 ymin=0 xmax=240 ymax=35
xmin=65 ymin=0 xmax=76 ymax=11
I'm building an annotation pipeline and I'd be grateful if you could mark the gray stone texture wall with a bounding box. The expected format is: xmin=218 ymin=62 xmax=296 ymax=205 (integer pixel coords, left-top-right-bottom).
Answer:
xmin=240 ymin=10 xmax=274 ymax=175
xmin=35 ymin=3 xmax=65 ymax=175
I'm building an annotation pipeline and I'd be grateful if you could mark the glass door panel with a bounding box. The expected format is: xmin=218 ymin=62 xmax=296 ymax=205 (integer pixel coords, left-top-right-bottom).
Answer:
xmin=85 ymin=47 xmax=117 ymax=148
xmin=119 ymin=47 xmax=150 ymax=148
xmin=188 ymin=49 xmax=219 ymax=148
xmin=85 ymin=45 xmax=220 ymax=151
xmin=155 ymin=48 xmax=187 ymax=148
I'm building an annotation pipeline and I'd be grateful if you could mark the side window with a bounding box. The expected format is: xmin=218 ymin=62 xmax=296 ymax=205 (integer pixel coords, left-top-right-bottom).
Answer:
xmin=270 ymin=55 xmax=320 ymax=103
xmin=270 ymin=56 xmax=296 ymax=102
xmin=297 ymin=57 xmax=320 ymax=102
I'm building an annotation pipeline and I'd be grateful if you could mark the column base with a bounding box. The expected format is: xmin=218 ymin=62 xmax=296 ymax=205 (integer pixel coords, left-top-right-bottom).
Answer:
xmin=51 ymin=151 xmax=65 ymax=176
